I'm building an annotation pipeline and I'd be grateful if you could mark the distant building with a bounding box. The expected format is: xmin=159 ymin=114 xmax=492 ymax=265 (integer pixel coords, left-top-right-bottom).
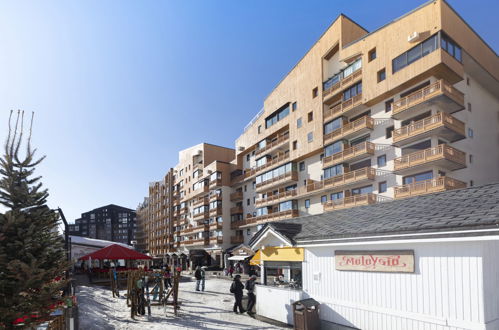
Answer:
xmin=68 ymin=204 xmax=137 ymax=245
xmin=135 ymin=197 xmax=149 ymax=253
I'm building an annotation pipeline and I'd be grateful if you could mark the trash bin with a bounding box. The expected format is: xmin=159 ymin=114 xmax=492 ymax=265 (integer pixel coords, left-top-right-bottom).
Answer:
xmin=292 ymin=298 xmax=320 ymax=330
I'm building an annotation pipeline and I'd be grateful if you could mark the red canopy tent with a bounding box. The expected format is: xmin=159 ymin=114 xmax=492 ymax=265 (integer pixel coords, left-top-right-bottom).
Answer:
xmin=79 ymin=244 xmax=152 ymax=260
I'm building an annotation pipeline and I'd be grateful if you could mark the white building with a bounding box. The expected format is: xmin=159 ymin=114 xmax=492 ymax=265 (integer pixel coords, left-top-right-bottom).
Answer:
xmin=250 ymin=183 xmax=499 ymax=330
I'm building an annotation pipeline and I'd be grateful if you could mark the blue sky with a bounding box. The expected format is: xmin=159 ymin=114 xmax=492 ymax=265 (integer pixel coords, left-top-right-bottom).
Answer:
xmin=0 ymin=0 xmax=497 ymax=224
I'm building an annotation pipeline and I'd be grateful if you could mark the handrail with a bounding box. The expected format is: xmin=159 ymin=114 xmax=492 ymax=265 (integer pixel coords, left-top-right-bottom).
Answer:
xmin=307 ymin=167 xmax=376 ymax=193
xmin=255 ymin=189 xmax=297 ymax=206
xmin=393 ymin=112 xmax=465 ymax=141
xmin=323 ymin=141 xmax=375 ymax=166
xmin=245 ymin=152 xmax=290 ymax=178
xmin=324 ymin=93 xmax=363 ymax=119
xmin=255 ymin=133 xmax=289 ymax=156
xmin=394 ymin=145 xmax=466 ymax=170
xmin=394 ymin=177 xmax=466 ymax=198
xmin=323 ymin=68 xmax=362 ymax=97
xmin=324 ymin=116 xmax=374 ymax=143
xmin=255 ymin=171 xmax=298 ymax=189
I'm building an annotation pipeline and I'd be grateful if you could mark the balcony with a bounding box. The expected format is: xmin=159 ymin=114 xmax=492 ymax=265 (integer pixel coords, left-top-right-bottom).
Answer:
xmin=181 ymin=224 xmax=208 ymax=235
xmin=255 ymin=133 xmax=289 ymax=156
xmin=394 ymin=145 xmax=466 ymax=173
xmin=209 ymin=179 xmax=223 ymax=189
xmin=394 ymin=177 xmax=466 ymax=199
xmin=230 ymin=221 xmax=243 ymax=230
xmin=255 ymin=171 xmax=299 ymax=193
xmin=210 ymin=193 xmax=222 ymax=201
xmin=209 ymin=237 xmax=223 ymax=245
xmin=230 ymin=236 xmax=244 ymax=245
xmin=392 ymin=79 xmax=465 ymax=120
xmin=324 ymin=93 xmax=366 ymax=122
xmin=322 ymin=141 xmax=375 ymax=168
xmin=323 ymin=68 xmax=362 ymax=101
xmin=192 ymin=210 xmax=209 ymax=221
xmin=192 ymin=185 xmax=209 ymax=197
xmin=230 ymin=191 xmax=243 ymax=201
xmin=183 ymin=238 xmax=209 ymax=247
xmin=230 ymin=174 xmax=244 ymax=186
xmin=230 ymin=206 xmax=243 ymax=214
xmin=239 ymin=209 xmax=299 ymax=228
xmin=323 ymin=193 xmax=387 ymax=212
xmin=192 ymin=196 xmax=208 ymax=208
xmin=209 ymin=207 xmax=223 ymax=217
xmin=209 ymin=222 xmax=223 ymax=231
xmin=305 ymin=167 xmax=377 ymax=195
xmin=178 ymin=207 xmax=188 ymax=215
xmin=255 ymin=189 xmax=298 ymax=208
xmin=324 ymin=116 xmax=374 ymax=145
xmin=244 ymin=153 xmax=290 ymax=179
xmin=393 ymin=112 xmax=465 ymax=146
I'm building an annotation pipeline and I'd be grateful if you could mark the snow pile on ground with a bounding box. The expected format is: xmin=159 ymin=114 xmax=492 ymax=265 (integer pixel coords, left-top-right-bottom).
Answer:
xmin=78 ymin=278 xmax=287 ymax=329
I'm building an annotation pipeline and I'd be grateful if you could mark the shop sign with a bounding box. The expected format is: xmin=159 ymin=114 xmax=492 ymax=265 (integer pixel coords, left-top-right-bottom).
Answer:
xmin=335 ymin=250 xmax=415 ymax=273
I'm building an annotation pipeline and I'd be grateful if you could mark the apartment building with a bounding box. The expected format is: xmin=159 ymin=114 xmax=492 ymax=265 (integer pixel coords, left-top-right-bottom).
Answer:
xmin=135 ymin=197 xmax=149 ymax=253
xmin=68 ymin=204 xmax=137 ymax=245
xmin=144 ymin=143 xmax=236 ymax=268
xmin=231 ymin=0 xmax=499 ymax=244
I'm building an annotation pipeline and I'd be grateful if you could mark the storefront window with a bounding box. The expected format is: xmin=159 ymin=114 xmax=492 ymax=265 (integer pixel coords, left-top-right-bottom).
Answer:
xmin=263 ymin=261 xmax=302 ymax=289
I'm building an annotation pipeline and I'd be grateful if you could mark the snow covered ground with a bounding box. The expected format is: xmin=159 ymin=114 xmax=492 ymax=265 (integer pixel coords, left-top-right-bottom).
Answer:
xmin=78 ymin=277 xmax=288 ymax=329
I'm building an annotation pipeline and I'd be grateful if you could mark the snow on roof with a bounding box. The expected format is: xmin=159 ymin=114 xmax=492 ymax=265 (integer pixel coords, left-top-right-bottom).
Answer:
xmin=69 ymin=235 xmax=132 ymax=249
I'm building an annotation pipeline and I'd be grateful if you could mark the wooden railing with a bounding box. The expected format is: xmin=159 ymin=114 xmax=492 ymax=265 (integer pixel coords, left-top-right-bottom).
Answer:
xmin=323 ymin=193 xmax=386 ymax=211
xmin=255 ymin=133 xmax=289 ymax=156
xmin=192 ymin=210 xmax=209 ymax=220
xmin=323 ymin=68 xmax=362 ymax=98
xmin=209 ymin=179 xmax=223 ymax=188
xmin=230 ymin=236 xmax=244 ymax=244
xmin=230 ymin=174 xmax=244 ymax=185
xmin=230 ymin=206 xmax=243 ymax=214
xmin=255 ymin=171 xmax=298 ymax=190
xmin=306 ymin=167 xmax=376 ymax=193
xmin=255 ymin=189 xmax=298 ymax=207
xmin=324 ymin=93 xmax=363 ymax=120
xmin=209 ymin=222 xmax=223 ymax=230
xmin=394 ymin=177 xmax=466 ymax=199
xmin=209 ymin=236 xmax=223 ymax=244
xmin=393 ymin=112 xmax=465 ymax=143
xmin=324 ymin=116 xmax=374 ymax=144
xmin=209 ymin=207 xmax=223 ymax=216
xmin=210 ymin=192 xmax=221 ymax=201
xmin=322 ymin=141 xmax=375 ymax=167
xmin=392 ymin=79 xmax=464 ymax=116
xmin=244 ymin=153 xmax=290 ymax=178
xmin=394 ymin=145 xmax=466 ymax=171
xmin=230 ymin=191 xmax=243 ymax=201
xmin=243 ymin=209 xmax=299 ymax=226
xmin=183 ymin=238 xmax=209 ymax=246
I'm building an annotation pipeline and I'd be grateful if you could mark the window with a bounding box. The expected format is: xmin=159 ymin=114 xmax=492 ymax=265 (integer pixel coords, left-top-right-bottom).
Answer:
xmin=253 ymin=181 xmax=256 ymax=189
xmin=323 ymin=58 xmax=362 ymax=91
xmin=321 ymin=195 xmax=327 ymax=204
xmin=297 ymin=118 xmax=302 ymax=128
xmin=392 ymin=34 xmax=438 ymax=73
xmin=244 ymin=185 xmax=247 ymax=192
xmin=324 ymin=141 xmax=343 ymax=157
xmin=470 ymin=180 xmax=474 ymax=187
xmin=299 ymin=162 xmax=305 ymax=171
xmin=468 ymin=128 xmax=474 ymax=138
xmin=403 ymin=171 xmax=433 ymax=185
xmin=467 ymin=102 xmax=472 ymax=112
xmin=385 ymin=99 xmax=393 ymax=113
xmin=352 ymin=185 xmax=373 ymax=195
xmin=307 ymin=132 xmax=313 ymax=143
xmin=324 ymin=117 xmax=342 ymax=135
xmin=292 ymin=102 xmax=297 ymax=111
xmin=247 ymin=199 xmax=250 ymax=206
xmin=441 ymin=32 xmax=462 ymax=62
xmin=255 ymin=156 xmax=267 ymax=167
xmin=323 ymin=164 xmax=343 ymax=179
xmin=469 ymin=154 xmax=473 ymax=164
xmin=377 ymin=68 xmax=386 ymax=82
xmin=330 ymin=192 xmax=343 ymax=200
xmin=308 ymin=112 xmax=313 ymax=122
xmin=312 ymin=87 xmax=318 ymax=98
xmin=263 ymin=261 xmax=302 ymax=289
xmin=258 ymin=125 xmax=261 ymax=134
xmin=466 ymin=77 xmax=470 ymax=86
xmin=386 ymin=126 xmax=395 ymax=139
xmin=378 ymin=181 xmax=387 ymax=193
xmin=377 ymin=155 xmax=387 ymax=167
xmin=265 ymin=104 xmax=290 ymax=128
xmin=255 ymin=162 xmax=295 ymax=185
xmin=292 ymin=141 xmax=297 ymax=150
xmin=368 ymin=48 xmax=376 ymax=62
xmin=343 ymin=82 xmax=362 ymax=101
xmin=246 ymin=154 xmax=250 ymax=162
xmin=305 ymin=199 xmax=310 ymax=209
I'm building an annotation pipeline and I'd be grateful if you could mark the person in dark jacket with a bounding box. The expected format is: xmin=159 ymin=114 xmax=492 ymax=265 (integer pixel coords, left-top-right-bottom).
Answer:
xmin=245 ymin=275 xmax=257 ymax=315
xmin=194 ymin=266 xmax=205 ymax=291
xmin=230 ymin=274 xmax=245 ymax=314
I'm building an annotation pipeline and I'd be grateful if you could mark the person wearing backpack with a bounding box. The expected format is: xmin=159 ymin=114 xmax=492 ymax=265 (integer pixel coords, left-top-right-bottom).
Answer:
xmin=230 ymin=274 xmax=245 ymax=314
xmin=245 ymin=275 xmax=257 ymax=315
xmin=194 ymin=266 xmax=205 ymax=291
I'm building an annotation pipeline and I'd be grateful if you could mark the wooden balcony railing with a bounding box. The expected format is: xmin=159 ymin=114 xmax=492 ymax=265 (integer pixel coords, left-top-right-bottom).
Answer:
xmin=255 ymin=189 xmax=298 ymax=207
xmin=192 ymin=185 xmax=209 ymax=197
xmin=230 ymin=206 xmax=243 ymax=214
xmin=322 ymin=141 xmax=375 ymax=167
xmin=192 ymin=210 xmax=209 ymax=221
xmin=244 ymin=153 xmax=290 ymax=179
xmin=230 ymin=236 xmax=244 ymax=244
xmin=394 ymin=177 xmax=466 ymax=199
xmin=394 ymin=145 xmax=466 ymax=171
xmin=255 ymin=133 xmax=289 ymax=156
xmin=255 ymin=171 xmax=298 ymax=191
xmin=183 ymin=238 xmax=209 ymax=246
xmin=324 ymin=116 xmax=374 ymax=144
xmin=323 ymin=68 xmax=362 ymax=98
xmin=306 ymin=167 xmax=376 ymax=193
xmin=324 ymin=93 xmax=363 ymax=121
xmin=209 ymin=222 xmax=223 ymax=231
xmin=230 ymin=174 xmax=244 ymax=185
xmin=242 ymin=209 xmax=299 ymax=227
xmin=392 ymin=79 xmax=464 ymax=117
xmin=209 ymin=179 xmax=223 ymax=188
xmin=230 ymin=191 xmax=243 ymax=201
xmin=192 ymin=196 xmax=208 ymax=207
xmin=209 ymin=207 xmax=223 ymax=216
xmin=210 ymin=192 xmax=222 ymax=201
xmin=323 ymin=193 xmax=387 ymax=212
xmin=209 ymin=236 xmax=223 ymax=244
xmin=393 ymin=112 xmax=465 ymax=144
xmin=230 ymin=221 xmax=243 ymax=230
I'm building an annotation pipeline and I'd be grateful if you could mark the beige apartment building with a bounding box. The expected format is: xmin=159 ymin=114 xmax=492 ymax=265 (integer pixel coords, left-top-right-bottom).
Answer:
xmin=140 ymin=0 xmax=499 ymax=264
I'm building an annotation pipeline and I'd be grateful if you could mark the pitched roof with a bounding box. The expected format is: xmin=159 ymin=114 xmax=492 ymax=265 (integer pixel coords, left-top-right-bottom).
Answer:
xmin=256 ymin=183 xmax=499 ymax=245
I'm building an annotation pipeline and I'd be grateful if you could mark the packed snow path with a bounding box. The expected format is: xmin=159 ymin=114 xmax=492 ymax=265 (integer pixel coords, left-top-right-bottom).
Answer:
xmin=78 ymin=277 xmax=287 ymax=329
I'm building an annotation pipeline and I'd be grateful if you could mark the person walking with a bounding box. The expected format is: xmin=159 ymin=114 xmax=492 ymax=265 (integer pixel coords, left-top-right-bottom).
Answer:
xmin=228 ymin=265 xmax=234 ymax=278
xmin=230 ymin=274 xmax=245 ymax=314
xmin=194 ymin=266 xmax=205 ymax=291
xmin=245 ymin=275 xmax=257 ymax=315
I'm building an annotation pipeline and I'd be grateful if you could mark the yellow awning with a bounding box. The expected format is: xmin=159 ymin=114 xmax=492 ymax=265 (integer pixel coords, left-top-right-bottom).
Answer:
xmin=260 ymin=246 xmax=304 ymax=262
xmin=249 ymin=249 xmax=261 ymax=266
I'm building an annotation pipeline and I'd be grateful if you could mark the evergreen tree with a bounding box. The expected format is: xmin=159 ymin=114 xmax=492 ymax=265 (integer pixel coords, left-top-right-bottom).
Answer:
xmin=0 ymin=111 xmax=67 ymax=329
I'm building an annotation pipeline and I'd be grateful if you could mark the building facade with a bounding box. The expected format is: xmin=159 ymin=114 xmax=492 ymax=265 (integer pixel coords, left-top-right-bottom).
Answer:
xmin=141 ymin=0 xmax=499 ymax=266
xmin=232 ymin=0 xmax=499 ymax=244
xmin=135 ymin=197 xmax=149 ymax=253
xmin=68 ymin=204 xmax=137 ymax=246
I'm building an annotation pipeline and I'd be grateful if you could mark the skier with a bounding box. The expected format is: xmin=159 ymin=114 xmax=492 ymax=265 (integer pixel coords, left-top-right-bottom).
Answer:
xmin=245 ymin=275 xmax=257 ymax=315
xmin=230 ymin=274 xmax=245 ymax=314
